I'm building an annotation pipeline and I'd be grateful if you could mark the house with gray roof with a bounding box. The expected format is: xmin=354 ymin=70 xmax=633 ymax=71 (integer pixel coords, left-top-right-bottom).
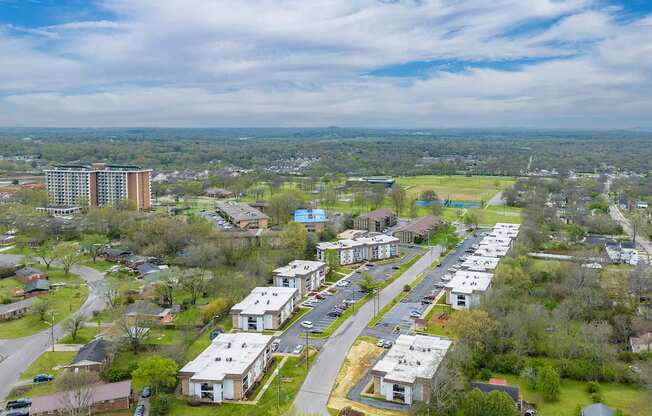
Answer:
xmin=66 ymin=338 xmax=109 ymax=372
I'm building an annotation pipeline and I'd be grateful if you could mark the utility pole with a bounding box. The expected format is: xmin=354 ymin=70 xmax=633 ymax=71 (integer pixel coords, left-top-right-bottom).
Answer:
xmin=304 ymin=331 xmax=309 ymax=371
xmin=50 ymin=311 xmax=55 ymax=353
xmin=276 ymin=364 xmax=281 ymax=412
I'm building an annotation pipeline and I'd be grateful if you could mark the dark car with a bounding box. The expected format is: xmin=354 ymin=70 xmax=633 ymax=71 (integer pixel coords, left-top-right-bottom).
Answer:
xmin=134 ymin=404 xmax=146 ymax=416
xmin=6 ymin=399 xmax=31 ymax=410
xmin=392 ymin=265 xmax=400 ymax=270
xmin=141 ymin=386 xmax=151 ymax=398
xmin=327 ymin=310 xmax=342 ymax=318
xmin=209 ymin=329 xmax=223 ymax=340
xmin=6 ymin=409 xmax=30 ymax=416
xmin=421 ymin=298 xmax=433 ymax=305
xmin=33 ymin=373 xmax=54 ymax=383
xmin=314 ymin=293 xmax=325 ymax=300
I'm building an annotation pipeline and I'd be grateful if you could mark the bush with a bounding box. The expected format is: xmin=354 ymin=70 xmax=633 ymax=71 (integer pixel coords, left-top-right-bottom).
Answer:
xmin=101 ymin=366 xmax=134 ymax=382
xmin=150 ymin=393 xmax=171 ymax=415
xmin=591 ymin=391 xmax=602 ymax=403
xmin=587 ymin=381 xmax=600 ymax=394
xmin=478 ymin=368 xmax=492 ymax=381
xmin=403 ymin=284 xmax=411 ymax=292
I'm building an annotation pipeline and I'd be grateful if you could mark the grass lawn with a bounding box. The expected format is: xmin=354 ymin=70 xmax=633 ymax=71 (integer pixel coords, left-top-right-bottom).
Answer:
xmin=418 ymin=304 xmax=456 ymax=337
xmin=472 ymin=205 xmax=522 ymax=226
xmin=0 ymin=267 xmax=89 ymax=338
xmin=168 ymin=353 xmax=317 ymax=416
xmin=77 ymin=256 xmax=114 ymax=272
xmin=495 ymin=373 xmax=651 ymax=416
xmin=397 ymin=175 xmax=515 ymax=202
xmin=186 ymin=315 xmax=234 ymax=360
xmin=20 ymin=351 xmax=75 ymax=381
xmin=0 ymin=277 xmax=22 ymax=300
xmin=59 ymin=324 xmax=102 ymax=344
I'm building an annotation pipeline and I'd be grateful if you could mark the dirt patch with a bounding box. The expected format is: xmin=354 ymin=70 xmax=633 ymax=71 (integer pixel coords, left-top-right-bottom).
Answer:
xmin=329 ymin=338 xmax=406 ymax=416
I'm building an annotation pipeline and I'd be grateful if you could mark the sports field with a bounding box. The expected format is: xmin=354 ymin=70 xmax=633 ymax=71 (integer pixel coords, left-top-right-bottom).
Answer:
xmin=397 ymin=175 xmax=515 ymax=202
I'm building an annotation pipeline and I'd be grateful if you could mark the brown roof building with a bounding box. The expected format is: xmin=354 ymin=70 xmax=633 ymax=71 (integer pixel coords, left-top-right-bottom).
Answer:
xmin=393 ymin=215 xmax=443 ymax=244
xmin=29 ymin=380 xmax=132 ymax=415
xmin=354 ymin=208 xmax=397 ymax=233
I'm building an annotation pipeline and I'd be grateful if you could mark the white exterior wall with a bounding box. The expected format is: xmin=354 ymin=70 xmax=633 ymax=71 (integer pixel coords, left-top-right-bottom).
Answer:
xmin=380 ymin=379 xmax=413 ymax=405
xmin=213 ymin=383 xmax=223 ymax=403
xmin=223 ymin=379 xmax=234 ymax=400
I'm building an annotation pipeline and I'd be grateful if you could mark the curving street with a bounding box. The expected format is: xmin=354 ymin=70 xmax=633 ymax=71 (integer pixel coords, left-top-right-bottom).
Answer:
xmin=0 ymin=254 xmax=107 ymax=401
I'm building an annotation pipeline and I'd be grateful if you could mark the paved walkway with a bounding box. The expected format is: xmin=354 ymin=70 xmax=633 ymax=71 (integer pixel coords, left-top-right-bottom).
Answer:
xmin=292 ymin=247 xmax=439 ymax=415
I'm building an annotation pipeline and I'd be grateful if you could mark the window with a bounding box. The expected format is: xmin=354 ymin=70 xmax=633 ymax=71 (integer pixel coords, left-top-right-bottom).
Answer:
xmin=247 ymin=316 xmax=257 ymax=330
xmin=243 ymin=374 xmax=250 ymax=392
xmin=200 ymin=383 xmax=214 ymax=401
xmin=392 ymin=384 xmax=406 ymax=402
xmin=456 ymin=295 xmax=466 ymax=307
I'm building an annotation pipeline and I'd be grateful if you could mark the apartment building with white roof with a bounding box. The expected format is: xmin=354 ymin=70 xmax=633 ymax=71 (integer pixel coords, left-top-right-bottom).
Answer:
xmin=230 ymin=287 xmax=298 ymax=331
xmin=461 ymin=255 xmax=500 ymax=271
xmin=316 ymin=234 xmax=399 ymax=265
xmin=272 ymin=260 xmax=327 ymax=297
xmin=445 ymin=270 xmax=493 ymax=310
xmin=179 ymin=333 xmax=274 ymax=403
xmin=371 ymin=334 xmax=452 ymax=405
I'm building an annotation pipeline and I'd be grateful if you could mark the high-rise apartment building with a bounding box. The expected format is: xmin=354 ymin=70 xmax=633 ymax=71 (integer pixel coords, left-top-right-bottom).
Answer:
xmin=44 ymin=163 xmax=152 ymax=210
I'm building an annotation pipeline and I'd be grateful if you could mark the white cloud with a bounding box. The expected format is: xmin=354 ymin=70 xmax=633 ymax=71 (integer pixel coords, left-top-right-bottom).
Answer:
xmin=0 ymin=0 xmax=651 ymax=127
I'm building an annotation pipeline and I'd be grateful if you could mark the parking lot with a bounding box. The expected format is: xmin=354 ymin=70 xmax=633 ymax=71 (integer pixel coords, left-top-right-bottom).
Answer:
xmin=275 ymin=246 xmax=424 ymax=354
xmin=363 ymin=231 xmax=485 ymax=342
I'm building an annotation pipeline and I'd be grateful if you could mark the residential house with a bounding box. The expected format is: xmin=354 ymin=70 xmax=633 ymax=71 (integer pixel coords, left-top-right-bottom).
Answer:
xmin=216 ymin=201 xmax=269 ymax=230
xmin=294 ymin=209 xmax=327 ymax=232
xmin=28 ymin=380 xmax=132 ymax=415
xmin=316 ymin=234 xmax=399 ymax=265
xmin=101 ymin=247 xmax=133 ymax=262
xmin=470 ymin=379 xmax=522 ymax=411
xmin=23 ymin=279 xmax=50 ymax=298
xmin=136 ymin=263 xmax=162 ymax=278
xmin=14 ymin=266 xmax=48 ymax=284
xmin=204 ymin=187 xmax=234 ymax=198
xmin=123 ymin=254 xmax=148 ymax=269
xmin=582 ymin=403 xmax=615 ymax=416
xmin=179 ymin=333 xmax=274 ymax=403
xmin=354 ymin=208 xmax=397 ymax=233
xmin=230 ymin=287 xmax=298 ymax=331
xmin=0 ymin=233 xmax=15 ymax=247
xmin=630 ymin=332 xmax=652 ymax=353
xmin=393 ymin=216 xmax=443 ymax=244
xmin=125 ymin=301 xmax=175 ymax=324
xmin=272 ymin=260 xmax=327 ymax=297
xmin=371 ymin=335 xmax=452 ymax=405
xmin=66 ymin=338 xmax=109 ymax=373
xmin=444 ymin=271 xmax=493 ymax=310
xmin=0 ymin=297 xmax=37 ymax=320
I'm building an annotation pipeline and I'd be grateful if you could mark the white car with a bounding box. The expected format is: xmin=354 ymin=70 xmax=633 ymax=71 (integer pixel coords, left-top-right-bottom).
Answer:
xmin=301 ymin=321 xmax=314 ymax=329
xmin=336 ymin=280 xmax=350 ymax=287
xmin=377 ymin=339 xmax=386 ymax=347
xmin=301 ymin=301 xmax=316 ymax=308
xmin=441 ymin=274 xmax=453 ymax=281
xmin=293 ymin=345 xmax=304 ymax=354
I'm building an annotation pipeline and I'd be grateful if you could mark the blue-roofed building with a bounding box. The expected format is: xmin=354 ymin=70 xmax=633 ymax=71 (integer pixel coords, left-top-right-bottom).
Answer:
xmin=294 ymin=209 xmax=327 ymax=232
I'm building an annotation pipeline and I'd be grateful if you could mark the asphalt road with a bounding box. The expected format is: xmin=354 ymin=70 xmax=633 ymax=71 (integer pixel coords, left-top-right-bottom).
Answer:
xmin=0 ymin=254 xmax=107 ymax=402
xmin=292 ymin=246 xmax=440 ymax=415
xmin=610 ymin=205 xmax=652 ymax=257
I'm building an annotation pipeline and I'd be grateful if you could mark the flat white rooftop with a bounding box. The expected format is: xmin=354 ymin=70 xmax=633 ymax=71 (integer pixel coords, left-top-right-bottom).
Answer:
xmin=473 ymin=245 xmax=509 ymax=258
xmin=479 ymin=236 xmax=513 ymax=247
xmin=316 ymin=239 xmax=364 ymax=251
xmin=446 ymin=270 xmax=493 ymax=294
xmin=357 ymin=234 xmax=399 ymax=245
xmin=273 ymin=260 xmax=325 ymax=277
xmin=461 ymin=255 xmax=500 ymax=271
xmin=181 ymin=333 xmax=273 ymax=382
xmin=372 ymin=334 xmax=452 ymax=384
xmin=494 ymin=223 xmax=520 ymax=230
xmin=231 ymin=287 xmax=297 ymax=315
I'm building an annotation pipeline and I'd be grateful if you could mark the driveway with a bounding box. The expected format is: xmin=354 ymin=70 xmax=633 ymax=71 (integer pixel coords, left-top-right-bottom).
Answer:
xmin=0 ymin=254 xmax=107 ymax=401
xmin=292 ymin=246 xmax=439 ymax=415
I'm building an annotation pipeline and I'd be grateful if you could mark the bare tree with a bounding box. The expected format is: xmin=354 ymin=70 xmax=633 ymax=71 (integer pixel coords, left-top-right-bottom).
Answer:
xmin=116 ymin=314 xmax=152 ymax=353
xmin=57 ymin=371 xmax=100 ymax=416
xmin=34 ymin=298 xmax=52 ymax=321
xmin=180 ymin=268 xmax=212 ymax=305
xmin=64 ymin=314 xmax=85 ymax=343
xmin=105 ymin=285 xmax=122 ymax=310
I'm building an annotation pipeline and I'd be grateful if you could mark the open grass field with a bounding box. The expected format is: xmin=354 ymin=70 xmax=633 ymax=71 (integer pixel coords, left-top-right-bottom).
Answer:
xmin=397 ymin=175 xmax=515 ymax=202
xmin=496 ymin=373 xmax=650 ymax=416
xmin=20 ymin=351 xmax=75 ymax=381
xmin=0 ymin=267 xmax=89 ymax=338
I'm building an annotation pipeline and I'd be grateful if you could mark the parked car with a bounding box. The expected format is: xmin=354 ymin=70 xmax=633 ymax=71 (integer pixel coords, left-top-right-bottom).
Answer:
xmin=5 ymin=410 xmax=29 ymax=416
xmin=327 ymin=310 xmax=342 ymax=318
xmin=336 ymin=280 xmax=350 ymax=287
xmin=343 ymin=299 xmax=356 ymax=305
xmin=209 ymin=329 xmax=223 ymax=340
xmin=382 ymin=340 xmax=394 ymax=348
xmin=301 ymin=321 xmax=314 ymax=329
xmin=271 ymin=340 xmax=280 ymax=352
xmin=33 ymin=374 xmax=54 ymax=383
xmin=409 ymin=310 xmax=422 ymax=318
xmin=377 ymin=339 xmax=386 ymax=347
xmin=293 ymin=344 xmax=304 ymax=355
xmin=314 ymin=293 xmax=325 ymax=300
xmin=134 ymin=404 xmax=146 ymax=416
xmin=434 ymin=282 xmax=446 ymax=288
xmin=436 ymin=263 xmax=443 ymax=267
xmin=141 ymin=386 xmax=151 ymax=398
xmin=421 ymin=298 xmax=433 ymax=305
xmin=6 ymin=399 xmax=31 ymax=410
xmin=392 ymin=265 xmax=400 ymax=270
xmin=301 ymin=301 xmax=316 ymax=308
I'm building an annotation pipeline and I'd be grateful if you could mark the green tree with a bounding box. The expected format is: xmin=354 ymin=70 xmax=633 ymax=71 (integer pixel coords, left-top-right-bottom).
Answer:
xmin=132 ymin=355 xmax=178 ymax=393
xmin=390 ymin=186 xmax=406 ymax=215
xmin=421 ymin=190 xmax=438 ymax=201
xmin=179 ymin=268 xmax=213 ymax=305
xmin=462 ymin=211 xmax=480 ymax=229
xmin=81 ymin=234 xmax=108 ymax=263
xmin=458 ymin=388 xmax=485 ymax=416
xmin=34 ymin=240 xmax=58 ymax=270
xmin=64 ymin=313 xmax=85 ymax=343
xmin=537 ymin=365 xmax=561 ymax=401
xmin=53 ymin=242 xmax=80 ymax=275
xmin=409 ymin=198 xmax=418 ymax=219
xmin=279 ymin=221 xmax=308 ymax=256
xmin=484 ymin=390 xmax=518 ymax=416
xmin=357 ymin=272 xmax=380 ymax=294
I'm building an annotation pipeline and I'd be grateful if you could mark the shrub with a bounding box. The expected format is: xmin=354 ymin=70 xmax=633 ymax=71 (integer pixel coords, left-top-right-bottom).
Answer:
xmin=478 ymin=368 xmax=492 ymax=381
xmin=403 ymin=284 xmax=411 ymax=292
xmin=587 ymin=381 xmax=600 ymax=394
xmin=150 ymin=393 xmax=171 ymax=415
xmin=591 ymin=391 xmax=603 ymax=403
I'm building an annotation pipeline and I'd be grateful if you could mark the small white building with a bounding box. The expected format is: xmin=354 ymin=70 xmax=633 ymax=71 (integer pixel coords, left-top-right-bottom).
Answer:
xmin=230 ymin=287 xmax=298 ymax=331
xmin=316 ymin=234 xmax=399 ymax=265
xmin=371 ymin=335 xmax=452 ymax=405
xmin=473 ymin=245 xmax=509 ymax=258
xmin=272 ymin=260 xmax=327 ymax=297
xmin=461 ymin=255 xmax=500 ymax=272
xmin=179 ymin=333 xmax=274 ymax=403
xmin=445 ymin=270 xmax=493 ymax=310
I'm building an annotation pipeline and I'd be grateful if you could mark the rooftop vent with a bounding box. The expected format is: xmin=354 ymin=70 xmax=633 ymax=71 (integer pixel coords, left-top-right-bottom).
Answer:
xmin=226 ymin=342 xmax=231 ymax=349
xmin=215 ymin=357 xmax=221 ymax=361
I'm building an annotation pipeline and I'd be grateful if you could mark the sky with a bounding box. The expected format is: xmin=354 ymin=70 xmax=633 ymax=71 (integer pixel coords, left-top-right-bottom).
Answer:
xmin=0 ymin=0 xmax=651 ymax=128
